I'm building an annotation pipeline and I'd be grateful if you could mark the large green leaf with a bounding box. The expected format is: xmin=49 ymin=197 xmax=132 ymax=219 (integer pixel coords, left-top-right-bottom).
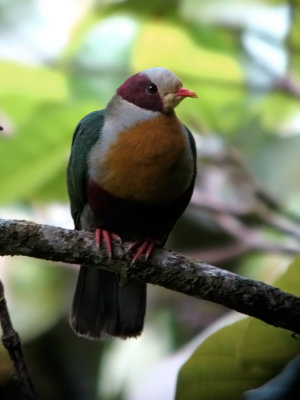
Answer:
xmin=175 ymin=256 xmax=300 ymax=400
xmin=244 ymin=354 xmax=300 ymax=400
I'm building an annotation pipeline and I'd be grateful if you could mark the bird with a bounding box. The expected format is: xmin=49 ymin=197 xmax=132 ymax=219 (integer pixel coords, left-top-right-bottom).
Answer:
xmin=67 ymin=67 xmax=197 ymax=340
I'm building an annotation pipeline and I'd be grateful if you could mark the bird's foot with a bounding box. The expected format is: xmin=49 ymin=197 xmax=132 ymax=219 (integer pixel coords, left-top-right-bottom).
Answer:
xmin=95 ymin=228 xmax=121 ymax=259
xmin=129 ymin=239 xmax=156 ymax=264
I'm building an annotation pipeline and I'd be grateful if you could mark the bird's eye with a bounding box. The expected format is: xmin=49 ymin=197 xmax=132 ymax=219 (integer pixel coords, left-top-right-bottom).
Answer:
xmin=146 ymin=83 xmax=158 ymax=95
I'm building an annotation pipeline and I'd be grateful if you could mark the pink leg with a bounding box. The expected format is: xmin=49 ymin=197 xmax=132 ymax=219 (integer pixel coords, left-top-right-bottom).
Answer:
xmin=129 ymin=239 xmax=156 ymax=264
xmin=95 ymin=229 xmax=102 ymax=247
xmin=95 ymin=229 xmax=121 ymax=259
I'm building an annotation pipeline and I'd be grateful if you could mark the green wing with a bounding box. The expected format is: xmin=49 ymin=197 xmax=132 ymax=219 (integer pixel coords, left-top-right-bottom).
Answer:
xmin=67 ymin=110 xmax=105 ymax=229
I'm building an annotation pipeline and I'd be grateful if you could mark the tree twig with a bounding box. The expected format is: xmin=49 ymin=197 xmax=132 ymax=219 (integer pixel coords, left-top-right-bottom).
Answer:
xmin=1 ymin=218 xmax=300 ymax=335
xmin=0 ymin=280 xmax=38 ymax=400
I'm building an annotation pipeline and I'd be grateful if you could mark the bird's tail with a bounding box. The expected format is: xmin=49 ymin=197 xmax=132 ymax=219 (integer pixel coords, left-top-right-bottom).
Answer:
xmin=70 ymin=266 xmax=146 ymax=340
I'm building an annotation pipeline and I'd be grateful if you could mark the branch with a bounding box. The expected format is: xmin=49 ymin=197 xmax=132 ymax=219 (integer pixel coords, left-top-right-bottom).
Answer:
xmin=0 ymin=281 xmax=37 ymax=399
xmin=1 ymin=218 xmax=300 ymax=334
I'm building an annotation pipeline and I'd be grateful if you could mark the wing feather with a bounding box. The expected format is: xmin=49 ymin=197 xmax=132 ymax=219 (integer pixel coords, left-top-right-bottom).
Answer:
xmin=67 ymin=110 xmax=105 ymax=229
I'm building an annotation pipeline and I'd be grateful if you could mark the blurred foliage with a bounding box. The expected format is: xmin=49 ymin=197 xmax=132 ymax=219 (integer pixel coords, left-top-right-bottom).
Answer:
xmin=176 ymin=255 xmax=300 ymax=400
xmin=1 ymin=0 xmax=300 ymax=399
xmin=0 ymin=0 xmax=299 ymax=207
xmin=1 ymin=257 xmax=71 ymax=342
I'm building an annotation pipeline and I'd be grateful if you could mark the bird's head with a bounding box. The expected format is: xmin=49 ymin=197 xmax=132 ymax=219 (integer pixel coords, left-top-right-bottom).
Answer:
xmin=117 ymin=67 xmax=197 ymax=114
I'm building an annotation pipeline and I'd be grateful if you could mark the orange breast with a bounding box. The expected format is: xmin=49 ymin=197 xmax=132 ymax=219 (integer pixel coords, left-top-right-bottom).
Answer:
xmin=99 ymin=114 xmax=191 ymax=203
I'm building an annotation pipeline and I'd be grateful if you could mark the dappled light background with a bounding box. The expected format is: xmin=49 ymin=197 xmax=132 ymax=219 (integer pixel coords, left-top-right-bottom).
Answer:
xmin=1 ymin=1 xmax=300 ymax=399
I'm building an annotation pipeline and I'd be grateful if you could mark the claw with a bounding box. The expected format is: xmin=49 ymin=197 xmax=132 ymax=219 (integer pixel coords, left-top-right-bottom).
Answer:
xmin=130 ymin=239 xmax=156 ymax=264
xmin=95 ymin=229 xmax=121 ymax=259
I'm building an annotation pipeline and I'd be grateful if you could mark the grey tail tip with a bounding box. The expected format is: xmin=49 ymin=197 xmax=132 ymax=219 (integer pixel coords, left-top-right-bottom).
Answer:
xmin=69 ymin=318 xmax=106 ymax=341
xmin=69 ymin=316 xmax=143 ymax=341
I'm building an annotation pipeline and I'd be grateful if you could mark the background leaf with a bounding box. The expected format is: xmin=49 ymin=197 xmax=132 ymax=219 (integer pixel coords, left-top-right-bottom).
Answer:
xmin=176 ymin=256 xmax=300 ymax=400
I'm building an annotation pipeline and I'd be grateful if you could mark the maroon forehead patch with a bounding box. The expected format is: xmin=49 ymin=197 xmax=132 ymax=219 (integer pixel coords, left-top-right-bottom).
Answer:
xmin=117 ymin=73 xmax=163 ymax=112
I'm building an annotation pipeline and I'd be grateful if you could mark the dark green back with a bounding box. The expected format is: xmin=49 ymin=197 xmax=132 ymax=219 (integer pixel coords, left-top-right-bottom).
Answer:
xmin=67 ymin=110 xmax=105 ymax=229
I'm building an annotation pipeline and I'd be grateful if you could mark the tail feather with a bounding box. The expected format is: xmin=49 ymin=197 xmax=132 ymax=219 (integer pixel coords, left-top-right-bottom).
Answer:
xmin=70 ymin=266 xmax=146 ymax=340
xmin=118 ymin=279 xmax=146 ymax=336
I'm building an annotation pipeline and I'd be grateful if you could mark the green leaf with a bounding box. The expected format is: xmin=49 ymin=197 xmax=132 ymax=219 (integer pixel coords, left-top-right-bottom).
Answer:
xmin=175 ymin=257 xmax=300 ymax=400
xmin=275 ymin=255 xmax=300 ymax=297
xmin=0 ymin=101 xmax=98 ymax=204
xmin=132 ymin=21 xmax=246 ymax=132
xmin=0 ymin=62 xmax=67 ymax=103
xmin=133 ymin=21 xmax=244 ymax=83
xmin=98 ymin=0 xmax=181 ymax=18
xmin=244 ymin=355 xmax=300 ymax=400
